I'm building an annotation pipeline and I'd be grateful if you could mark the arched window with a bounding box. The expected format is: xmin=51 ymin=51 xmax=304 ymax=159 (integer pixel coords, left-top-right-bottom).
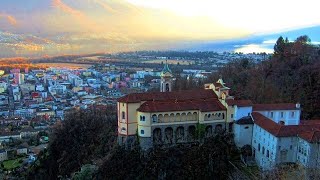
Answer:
xmin=165 ymin=83 xmax=170 ymax=92
xmin=142 ymin=116 xmax=145 ymax=121
xmin=266 ymin=150 xmax=269 ymax=158
xmin=122 ymin=111 xmax=125 ymax=119
xmin=208 ymin=114 xmax=211 ymax=118
xmin=140 ymin=115 xmax=142 ymax=121
xmin=121 ymin=127 xmax=126 ymax=132
xmin=152 ymin=114 xmax=157 ymax=123
xmin=258 ymin=144 xmax=261 ymax=151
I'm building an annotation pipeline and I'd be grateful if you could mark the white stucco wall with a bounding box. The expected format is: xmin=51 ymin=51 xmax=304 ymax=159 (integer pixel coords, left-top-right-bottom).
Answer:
xmin=234 ymin=106 xmax=252 ymax=120
xmin=297 ymin=138 xmax=320 ymax=168
xmin=252 ymin=124 xmax=278 ymax=170
xmin=234 ymin=123 xmax=253 ymax=148
xmin=254 ymin=110 xmax=300 ymax=125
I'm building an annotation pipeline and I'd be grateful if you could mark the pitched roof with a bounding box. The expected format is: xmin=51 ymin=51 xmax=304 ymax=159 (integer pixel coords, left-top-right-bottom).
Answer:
xmin=298 ymin=130 xmax=320 ymax=143
xmin=253 ymin=103 xmax=299 ymax=111
xmin=118 ymin=89 xmax=218 ymax=103
xmin=252 ymin=112 xmax=320 ymax=137
xmin=137 ymin=98 xmax=226 ymax=113
xmin=235 ymin=116 xmax=254 ymax=125
xmin=226 ymin=99 xmax=253 ymax=107
xmin=300 ymin=120 xmax=320 ymax=125
xmin=298 ymin=131 xmax=320 ymax=143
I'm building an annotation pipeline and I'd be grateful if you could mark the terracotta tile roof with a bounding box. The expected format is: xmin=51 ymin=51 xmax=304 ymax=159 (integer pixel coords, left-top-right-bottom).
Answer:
xmin=226 ymin=99 xmax=253 ymax=107
xmin=137 ymin=98 xmax=226 ymax=113
xmin=253 ymin=103 xmax=299 ymax=111
xmin=300 ymin=120 xmax=320 ymax=125
xmin=118 ymin=89 xmax=218 ymax=103
xmin=252 ymin=112 xmax=320 ymax=137
xmin=298 ymin=130 xmax=320 ymax=143
xmin=235 ymin=116 xmax=254 ymax=124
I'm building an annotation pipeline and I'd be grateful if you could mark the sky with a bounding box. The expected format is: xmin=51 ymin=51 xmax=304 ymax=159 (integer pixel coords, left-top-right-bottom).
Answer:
xmin=0 ymin=0 xmax=320 ymax=57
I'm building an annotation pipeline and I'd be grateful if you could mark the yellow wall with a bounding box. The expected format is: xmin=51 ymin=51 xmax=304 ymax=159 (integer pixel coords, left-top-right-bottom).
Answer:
xmin=118 ymin=102 xmax=143 ymax=136
xmin=128 ymin=103 xmax=141 ymax=123
xmin=138 ymin=125 xmax=152 ymax=137
xmin=226 ymin=105 xmax=235 ymax=123
xmin=137 ymin=112 xmax=152 ymax=137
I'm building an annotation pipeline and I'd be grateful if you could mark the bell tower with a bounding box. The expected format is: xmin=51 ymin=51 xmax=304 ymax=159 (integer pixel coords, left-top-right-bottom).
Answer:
xmin=160 ymin=60 xmax=173 ymax=92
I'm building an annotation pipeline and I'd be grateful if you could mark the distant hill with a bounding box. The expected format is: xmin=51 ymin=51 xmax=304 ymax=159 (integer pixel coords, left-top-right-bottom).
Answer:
xmin=187 ymin=25 xmax=320 ymax=53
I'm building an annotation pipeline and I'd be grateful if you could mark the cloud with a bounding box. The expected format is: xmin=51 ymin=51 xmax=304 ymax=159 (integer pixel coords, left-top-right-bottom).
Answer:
xmin=51 ymin=0 xmax=103 ymax=32
xmin=92 ymin=0 xmax=117 ymax=14
xmin=52 ymin=0 xmax=84 ymax=18
xmin=234 ymin=44 xmax=273 ymax=54
xmin=0 ymin=13 xmax=17 ymax=26
xmin=262 ymin=40 xmax=277 ymax=44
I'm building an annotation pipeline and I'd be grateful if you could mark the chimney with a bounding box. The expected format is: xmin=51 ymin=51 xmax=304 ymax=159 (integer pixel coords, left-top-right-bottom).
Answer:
xmin=296 ymin=103 xmax=300 ymax=108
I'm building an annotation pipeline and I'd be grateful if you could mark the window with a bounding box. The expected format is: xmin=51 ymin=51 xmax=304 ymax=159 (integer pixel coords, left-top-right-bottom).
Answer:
xmin=258 ymin=144 xmax=261 ymax=151
xmin=231 ymin=114 xmax=234 ymax=118
xmin=208 ymin=114 xmax=211 ymax=118
xmin=244 ymin=126 xmax=249 ymax=129
xmin=291 ymin=112 xmax=295 ymax=118
xmin=140 ymin=116 xmax=145 ymax=121
xmin=266 ymin=150 xmax=269 ymax=158
xmin=281 ymin=112 xmax=284 ymax=118
xmin=270 ymin=112 xmax=274 ymax=118
xmin=152 ymin=115 xmax=157 ymax=123
xmin=122 ymin=111 xmax=125 ymax=119
xmin=141 ymin=130 xmax=144 ymax=134
xmin=122 ymin=103 xmax=124 ymax=107
xmin=165 ymin=83 xmax=170 ymax=92
xmin=262 ymin=147 xmax=265 ymax=154
xmin=290 ymin=145 xmax=293 ymax=150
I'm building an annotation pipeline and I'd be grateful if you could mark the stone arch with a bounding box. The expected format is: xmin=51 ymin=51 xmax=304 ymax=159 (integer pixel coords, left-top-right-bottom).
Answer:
xmin=165 ymin=83 xmax=170 ymax=92
xmin=181 ymin=113 xmax=187 ymax=121
xmin=152 ymin=114 xmax=158 ymax=123
xmin=164 ymin=127 xmax=174 ymax=144
xmin=153 ymin=128 xmax=162 ymax=144
xmin=169 ymin=113 xmax=175 ymax=122
xmin=205 ymin=125 xmax=213 ymax=137
xmin=158 ymin=114 xmax=163 ymax=123
xmin=188 ymin=125 xmax=196 ymax=140
xmin=193 ymin=112 xmax=197 ymax=121
xmin=215 ymin=124 xmax=223 ymax=134
xmin=163 ymin=114 xmax=169 ymax=123
xmin=187 ymin=112 xmax=192 ymax=121
xmin=176 ymin=113 xmax=181 ymax=122
xmin=204 ymin=114 xmax=208 ymax=121
xmin=175 ymin=126 xmax=185 ymax=143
